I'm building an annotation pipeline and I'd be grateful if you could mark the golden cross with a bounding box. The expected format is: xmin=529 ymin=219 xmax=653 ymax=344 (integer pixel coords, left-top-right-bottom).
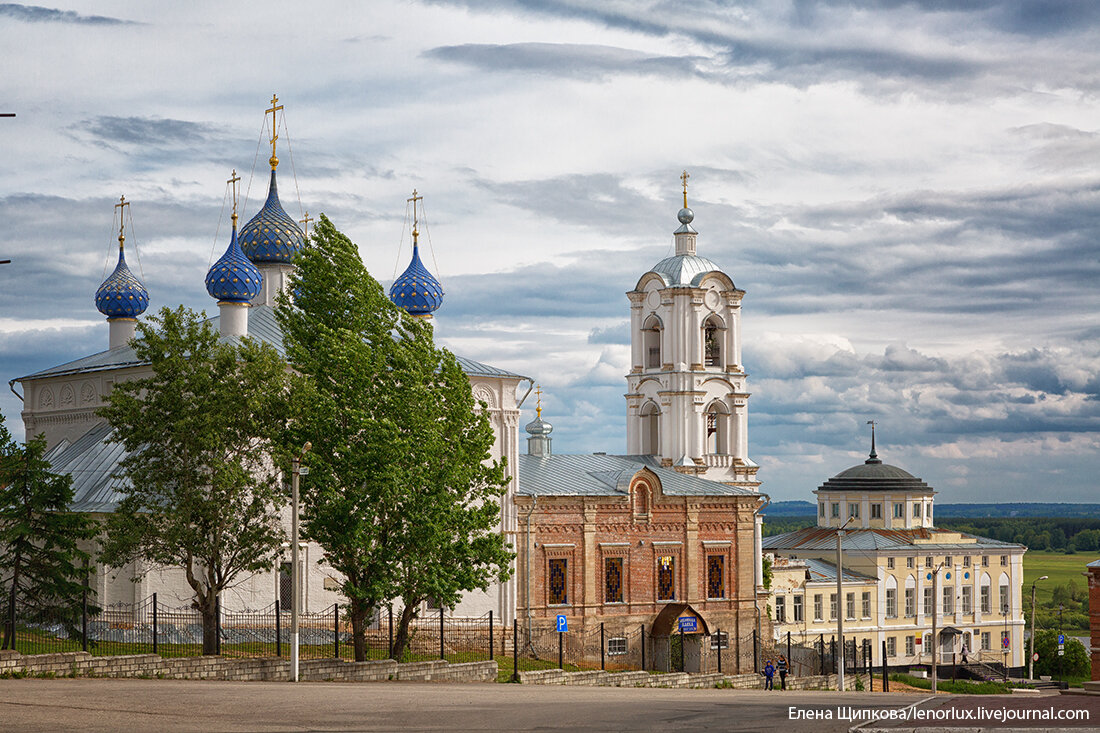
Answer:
xmin=114 ymin=195 xmax=129 ymax=246
xmin=227 ymin=169 xmax=241 ymax=219
xmin=300 ymin=211 xmax=313 ymax=236
xmin=407 ymin=189 xmax=423 ymax=239
xmin=266 ymin=93 xmax=284 ymax=168
xmin=680 ymin=170 xmax=690 ymax=208
xmin=536 ymin=384 xmax=542 ymax=418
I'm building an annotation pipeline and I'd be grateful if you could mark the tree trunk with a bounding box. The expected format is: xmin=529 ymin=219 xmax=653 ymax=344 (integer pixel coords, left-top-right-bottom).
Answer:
xmin=349 ymin=598 xmax=370 ymax=662
xmin=390 ymin=604 xmax=419 ymax=661
xmin=200 ymin=593 xmax=218 ymax=656
xmin=3 ymin=553 xmax=21 ymax=650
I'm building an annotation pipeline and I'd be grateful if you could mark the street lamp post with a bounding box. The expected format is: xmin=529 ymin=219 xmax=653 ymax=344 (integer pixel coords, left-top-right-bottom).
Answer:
xmin=836 ymin=516 xmax=854 ymax=691
xmin=290 ymin=441 xmax=311 ymax=682
xmin=1028 ymin=575 xmax=1048 ymax=681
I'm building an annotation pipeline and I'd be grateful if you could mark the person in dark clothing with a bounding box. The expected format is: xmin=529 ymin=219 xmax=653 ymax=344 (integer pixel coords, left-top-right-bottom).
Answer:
xmin=777 ymin=655 xmax=789 ymax=690
xmin=763 ymin=660 xmax=775 ymax=690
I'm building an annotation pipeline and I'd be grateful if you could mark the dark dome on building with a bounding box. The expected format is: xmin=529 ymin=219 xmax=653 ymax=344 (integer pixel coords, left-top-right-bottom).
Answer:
xmin=817 ymin=450 xmax=933 ymax=493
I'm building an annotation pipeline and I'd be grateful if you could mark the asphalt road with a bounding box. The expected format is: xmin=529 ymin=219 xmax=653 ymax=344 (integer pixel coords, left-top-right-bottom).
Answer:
xmin=0 ymin=679 xmax=929 ymax=733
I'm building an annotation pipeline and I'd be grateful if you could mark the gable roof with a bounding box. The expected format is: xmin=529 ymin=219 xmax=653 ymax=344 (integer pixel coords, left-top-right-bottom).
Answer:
xmin=763 ymin=525 xmax=1025 ymax=552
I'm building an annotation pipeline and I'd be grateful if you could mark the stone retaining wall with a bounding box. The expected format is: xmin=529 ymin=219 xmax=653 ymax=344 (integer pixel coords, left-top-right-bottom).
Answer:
xmin=0 ymin=651 xmax=495 ymax=683
xmin=518 ymin=667 xmax=866 ymax=691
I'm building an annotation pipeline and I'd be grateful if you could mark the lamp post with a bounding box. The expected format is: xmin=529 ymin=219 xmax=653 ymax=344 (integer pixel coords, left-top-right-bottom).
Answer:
xmin=290 ymin=441 xmax=311 ymax=682
xmin=836 ymin=516 xmax=854 ymax=690
xmin=1028 ymin=575 xmax=1048 ymax=681
xmin=930 ymin=562 xmax=944 ymax=693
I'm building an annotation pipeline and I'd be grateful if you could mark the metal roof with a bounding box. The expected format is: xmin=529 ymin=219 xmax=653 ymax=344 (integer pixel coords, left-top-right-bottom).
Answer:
xmin=518 ymin=452 xmax=760 ymax=498
xmin=763 ymin=525 xmax=1025 ymax=553
xmin=18 ymin=304 xmax=526 ymax=382
xmin=1086 ymin=559 xmax=1100 ymax=568
xmin=800 ymin=557 xmax=878 ymax=584
xmin=43 ymin=421 xmax=131 ymax=513
xmin=648 ymin=253 xmax=727 ymax=288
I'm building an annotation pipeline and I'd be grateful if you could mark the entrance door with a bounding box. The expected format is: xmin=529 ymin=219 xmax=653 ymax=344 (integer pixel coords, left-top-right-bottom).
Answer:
xmin=940 ymin=633 xmax=954 ymax=664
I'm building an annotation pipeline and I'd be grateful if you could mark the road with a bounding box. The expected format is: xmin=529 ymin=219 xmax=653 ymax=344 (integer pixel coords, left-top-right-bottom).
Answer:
xmin=0 ymin=679 xmax=926 ymax=732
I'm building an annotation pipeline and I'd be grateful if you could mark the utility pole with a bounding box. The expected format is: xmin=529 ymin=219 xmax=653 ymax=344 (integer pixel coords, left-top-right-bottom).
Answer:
xmin=1029 ymin=575 xmax=1047 ymax=681
xmin=290 ymin=441 xmax=311 ymax=682
xmin=930 ymin=562 xmax=945 ymax=693
xmin=836 ymin=516 xmax=854 ymax=690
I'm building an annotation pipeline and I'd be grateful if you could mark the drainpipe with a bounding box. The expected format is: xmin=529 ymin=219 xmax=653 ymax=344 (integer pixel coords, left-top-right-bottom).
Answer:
xmin=754 ymin=495 xmax=771 ymax=649
xmin=8 ymin=379 xmax=23 ymax=402
xmin=524 ymin=496 xmax=538 ymax=647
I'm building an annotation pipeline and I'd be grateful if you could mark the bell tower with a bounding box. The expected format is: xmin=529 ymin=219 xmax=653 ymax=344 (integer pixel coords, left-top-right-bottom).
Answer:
xmin=624 ymin=173 xmax=759 ymax=490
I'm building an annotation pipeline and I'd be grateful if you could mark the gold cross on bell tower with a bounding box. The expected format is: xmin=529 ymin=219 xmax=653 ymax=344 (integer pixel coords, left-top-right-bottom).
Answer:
xmin=408 ymin=189 xmax=423 ymax=241
xmin=266 ymin=93 xmax=284 ymax=169
xmin=681 ymin=170 xmax=690 ymax=208
xmin=300 ymin=211 xmax=313 ymax=237
xmin=227 ymin=169 xmax=241 ymax=223
xmin=114 ymin=195 xmax=129 ymax=250
xmin=536 ymin=384 xmax=543 ymax=419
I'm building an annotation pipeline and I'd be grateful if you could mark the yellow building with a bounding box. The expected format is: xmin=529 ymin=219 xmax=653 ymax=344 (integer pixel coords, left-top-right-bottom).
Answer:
xmin=764 ymin=442 xmax=1026 ymax=670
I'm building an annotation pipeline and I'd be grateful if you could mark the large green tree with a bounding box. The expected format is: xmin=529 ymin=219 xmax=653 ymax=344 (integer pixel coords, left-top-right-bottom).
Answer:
xmin=0 ymin=414 xmax=97 ymax=650
xmin=277 ymin=214 xmax=512 ymax=661
xmin=98 ymin=306 xmax=290 ymax=654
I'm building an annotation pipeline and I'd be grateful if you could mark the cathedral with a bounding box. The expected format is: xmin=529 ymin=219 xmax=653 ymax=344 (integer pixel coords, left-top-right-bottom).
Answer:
xmin=11 ymin=102 xmax=765 ymax=673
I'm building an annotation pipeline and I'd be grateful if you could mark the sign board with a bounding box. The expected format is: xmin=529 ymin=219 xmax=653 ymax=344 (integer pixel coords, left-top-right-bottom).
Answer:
xmin=556 ymin=615 xmax=568 ymax=633
xmin=678 ymin=616 xmax=698 ymax=633
xmin=1059 ymin=648 xmax=1065 ymax=656
xmin=1032 ymin=652 xmax=1039 ymax=662
xmin=1058 ymin=634 xmax=1065 ymax=645
xmin=1003 ymin=637 xmax=1011 ymax=649
xmin=915 ymin=637 xmax=922 ymax=645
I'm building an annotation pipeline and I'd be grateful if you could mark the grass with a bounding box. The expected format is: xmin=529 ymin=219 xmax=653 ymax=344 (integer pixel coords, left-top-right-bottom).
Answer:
xmin=890 ymin=672 xmax=1016 ymax=695
xmin=1022 ymin=551 xmax=1090 ymax=632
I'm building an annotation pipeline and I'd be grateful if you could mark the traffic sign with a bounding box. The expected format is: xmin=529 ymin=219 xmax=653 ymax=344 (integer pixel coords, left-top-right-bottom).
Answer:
xmin=1058 ymin=634 xmax=1065 ymax=644
xmin=678 ymin=616 xmax=697 ymax=633
xmin=1032 ymin=652 xmax=1039 ymax=662
xmin=1059 ymin=648 xmax=1065 ymax=656
xmin=556 ymin=614 xmax=568 ymax=633
xmin=1003 ymin=636 xmax=1010 ymax=649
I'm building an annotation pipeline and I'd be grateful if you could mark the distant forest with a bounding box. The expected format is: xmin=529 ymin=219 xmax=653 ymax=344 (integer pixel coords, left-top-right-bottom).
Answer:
xmin=762 ymin=512 xmax=1100 ymax=554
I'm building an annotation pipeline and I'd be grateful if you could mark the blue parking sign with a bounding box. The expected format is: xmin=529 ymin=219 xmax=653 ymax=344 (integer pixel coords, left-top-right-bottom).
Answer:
xmin=556 ymin=614 xmax=568 ymax=632
xmin=1058 ymin=634 xmax=1065 ymax=644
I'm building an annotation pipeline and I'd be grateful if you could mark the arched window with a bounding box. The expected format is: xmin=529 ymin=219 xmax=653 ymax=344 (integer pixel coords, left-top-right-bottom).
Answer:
xmin=705 ymin=401 xmax=729 ymax=455
xmin=643 ymin=315 xmax=662 ymax=368
xmin=640 ymin=401 xmax=660 ymax=455
xmin=703 ymin=316 xmax=723 ymax=367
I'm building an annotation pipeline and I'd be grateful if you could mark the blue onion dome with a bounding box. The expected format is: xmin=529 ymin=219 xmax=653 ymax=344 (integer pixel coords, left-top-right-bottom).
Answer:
xmin=389 ymin=243 xmax=444 ymax=316
xmin=95 ymin=234 xmax=149 ymax=319
xmin=238 ymin=169 xmax=305 ymax=264
xmin=206 ymin=216 xmax=263 ymax=303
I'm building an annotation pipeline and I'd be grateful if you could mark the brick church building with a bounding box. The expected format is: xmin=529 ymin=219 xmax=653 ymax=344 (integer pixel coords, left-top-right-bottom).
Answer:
xmin=514 ymin=182 xmax=768 ymax=673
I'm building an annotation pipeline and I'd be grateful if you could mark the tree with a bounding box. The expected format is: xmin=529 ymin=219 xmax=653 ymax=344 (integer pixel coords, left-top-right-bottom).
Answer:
xmin=98 ymin=306 xmax=290 ymax=654
xmin=0 ymin=414 xmax=97 ymax=649
xmin=276 ymin=214 xmax=513 ymax=661
xmin=1032 ymin=629 xmax=1089 ymax=679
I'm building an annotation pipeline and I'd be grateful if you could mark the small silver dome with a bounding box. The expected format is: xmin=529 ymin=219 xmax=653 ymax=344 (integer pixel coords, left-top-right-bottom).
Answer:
xmin=677 ymin=207 xmax=694 ymax=225
xmin=525 ymin=416 xmax=553 ymax=436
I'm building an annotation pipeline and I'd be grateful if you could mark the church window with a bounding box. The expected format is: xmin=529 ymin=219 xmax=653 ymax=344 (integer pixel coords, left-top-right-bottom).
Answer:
xmin=657 ymin=555 xmax=675 ymax=601
xmin=604 ymin=557 xmax=624 ymax=604
xmin=981 ymin=585 xmax=991 ymax=614
xmin=819 ymin=503 xmax=825 ymax=518
xmin=942 ymin=586 xmax=954 ymax=614
xmin=703 ymin=319 xmax=721 ymax=367
xmin=887 ymin=557 xmax=895 ymax=570
xmin=982 ymin=555 xmax=989 ymax=567
xmin=962 ymin=586 xmax=972 ymax=614
xmin=776 ymin=596 xmax=786 ymax=622
xmin=862 ymin=591 xmax=871 ymax=618
xmin=999 ymin=555 xmax=1007 ymax=566
xmin=913 ymin=502 xmax=922 ymax=517
xmin=813 ymin=594 xmax=822 ymax=621
xmin=640 ymin=402 xmax=660 ymax=455
xmin=871 ymin=503 xmax=882 ymax=519
xmin=925 ymin=556 xmax=933 ymax=568
xmin=999 ymin=582 xmax=1009 ymax=614
xmin=944 ymin=556 xmax=952 ymax=566
xmin=893 ymin=502 xmax=904 ymax=519
xmin=705 ymin=404 xmax=729 ymax=455
xmin=848 ymin=503 xmax=859 ymax=519
xmin=643 ymin=315 xmax=662 ymax=368
xmin=831 ymin=503 xmax=840 ymax=519
xmin=885 ymin=588 xmax=897 ymax=618
xmin=607 ymin=637 xmax=627 ymax=656
xmin=905 ymin=588 xmax=915 ymax=617
xmin=963 ymin=556 xmax=971 ymax=567
xmin=707 ymin=555 xmax=725 ymax=599
xmin=549 ymin=559 xmax=568 ymax=605
xmin=907 ymin=557 xmax=914 ymax=568
xmin=793 ymin=595 xmax=803 ymax=622
xmin=923 ymin=586 xmax=933 ymax=616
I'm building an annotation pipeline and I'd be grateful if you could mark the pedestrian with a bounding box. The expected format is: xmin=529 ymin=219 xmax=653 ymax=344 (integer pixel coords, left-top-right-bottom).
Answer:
xmin=763 ymin=659 xmax=775 ymax=690
xmin=777 ymin=655 xmax=788 ymax=690
xmin=960 ymin=643 xmax=969 ymax=664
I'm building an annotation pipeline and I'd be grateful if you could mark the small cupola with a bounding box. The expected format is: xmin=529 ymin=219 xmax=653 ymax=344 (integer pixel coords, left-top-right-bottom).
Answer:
xmin=95 ymin=196 xmax=149 ymax=349
xmin=206 ymin=170 xmax=263 ymax=339
xmin=525 ymin=386 xmax=553 ymax=457
xmin=389 ymin=189 xmax=444 ymax=318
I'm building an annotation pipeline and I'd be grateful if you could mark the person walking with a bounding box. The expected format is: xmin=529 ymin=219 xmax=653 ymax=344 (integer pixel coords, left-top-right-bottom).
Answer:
xmin=960 ymin=643 xmax=969 ymax=664
xmin=777 ymin=655 xmax=789 ymax=690
xmin=763 ymin=659 xmax=775 ymax=690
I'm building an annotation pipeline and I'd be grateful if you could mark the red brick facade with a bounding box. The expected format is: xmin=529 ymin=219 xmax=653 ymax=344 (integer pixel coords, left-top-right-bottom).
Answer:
xmin=1089 ymin=564 xmax=1100 ymax=680
xmin=515 ymin=468 xmax=764 ymax=673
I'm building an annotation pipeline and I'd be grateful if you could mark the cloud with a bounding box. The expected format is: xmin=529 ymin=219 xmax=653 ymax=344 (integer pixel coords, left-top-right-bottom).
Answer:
xmin=85 ymin=116 xmax=218 ymax=147
xmin=0 ymin=3 xmax=136 ymax=25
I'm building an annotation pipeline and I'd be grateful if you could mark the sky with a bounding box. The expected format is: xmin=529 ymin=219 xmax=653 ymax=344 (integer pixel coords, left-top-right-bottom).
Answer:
xmin=1 ymin=0 xmax=1099 ymax=504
